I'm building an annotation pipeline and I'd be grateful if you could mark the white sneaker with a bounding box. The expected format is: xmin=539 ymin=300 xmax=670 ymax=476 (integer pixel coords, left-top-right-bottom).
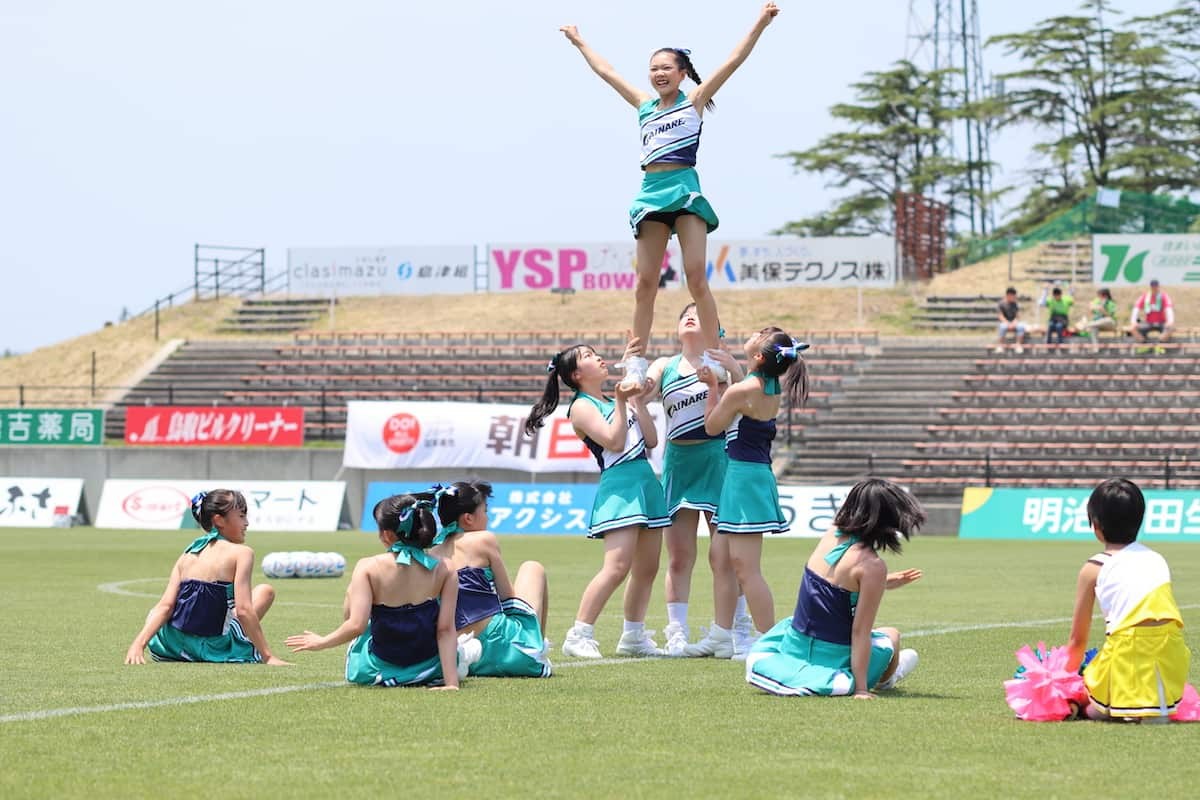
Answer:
xmin=561 ymin=627 xmax=603 ymax=659
xmin=700 ymin=351 xmax=729 ymax=383
xmin=662 ymin=622 xmax=690 ymax=657
xmin=877 ymin=648 xmax=919 ymax=690
xmin=617 ymin=355 xmax=649 ymax=392
xmin=729 ymin=633 xmax=758 ymax=662
xmin=615 ymin=628 xmax=663 ymax=657
xmin=456 ymin=632 xmax=482 ymax=680
xmin=683 ymin=624 xmax=733 ymax=658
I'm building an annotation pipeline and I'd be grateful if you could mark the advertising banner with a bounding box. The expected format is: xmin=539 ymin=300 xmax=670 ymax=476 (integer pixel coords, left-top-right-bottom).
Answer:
xmin=287 ymin=246 xmax=477 ymax=296
xmin=362 ymin=481 xmax=596 ymax=536
xmin=0 ymin=477 xmax=85 ymax=527
xmin=125 ymin=407 xmax=304 ymax=446
xmin=488 ymin=241 xmax=682 ymax=293
xmin=959 ymin=487 xmax=1200 ymax=542
xmin=487 ymin=237 xmax=894 ymax=292
xmin=342 ymin=401 xmax=665 ymax=474
xmin=1093 ymin=234 xmax=1200 ymax=286
xmin=703 ymin=238 xmax=897 ymax=289
xmin=94 ymin=479 xmax=346 ymax=531
xmin=361 ymin=482 xmax=848 ymax=538
xmin=774 ymin=485 xmax=855 ymax=538
xmin=0 ymin=408 xmax=103 ymax=446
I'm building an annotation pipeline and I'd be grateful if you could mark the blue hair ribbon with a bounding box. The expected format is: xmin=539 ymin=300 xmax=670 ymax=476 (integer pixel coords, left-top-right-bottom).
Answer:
xmin=431 ymin=484 xmax=463 ymax=545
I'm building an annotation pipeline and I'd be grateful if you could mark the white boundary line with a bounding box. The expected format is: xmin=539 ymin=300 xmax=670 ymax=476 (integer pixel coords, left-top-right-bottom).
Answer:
xmin=41 ymin=580 xmax=1191 ymax=728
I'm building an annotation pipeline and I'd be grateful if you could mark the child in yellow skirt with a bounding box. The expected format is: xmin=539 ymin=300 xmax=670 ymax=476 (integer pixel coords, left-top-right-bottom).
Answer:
xmin=1067 ymin=478 xmax=1192 ymax=720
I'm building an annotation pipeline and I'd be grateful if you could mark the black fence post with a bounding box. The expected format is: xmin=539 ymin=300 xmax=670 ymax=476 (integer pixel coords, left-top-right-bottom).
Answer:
xmin=985 ymin=450 xmax=993 ymax=487
xmin=18 ymin=384 xmax=24 ymax=407
xmin=168 ymin=384 xmax=174 ymax=405
xmin=1165 ymin=454 xmax=1171 ymax=490
xmin=154 ymin=299 xmax=160 ymax=341
xmin=90 ymin=351 xmax=97 ymax=400
xmin=867 ymin=453 xmax=875 ymax=476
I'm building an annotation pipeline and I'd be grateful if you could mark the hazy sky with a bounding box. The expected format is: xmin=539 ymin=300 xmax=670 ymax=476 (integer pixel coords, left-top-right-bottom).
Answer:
xmin=1 ymin=0 xmax=1178 ymax=353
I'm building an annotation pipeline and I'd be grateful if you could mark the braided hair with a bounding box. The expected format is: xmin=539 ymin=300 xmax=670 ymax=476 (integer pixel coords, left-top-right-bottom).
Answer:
xmin=653 ymin=48 xmax=715 ymax=112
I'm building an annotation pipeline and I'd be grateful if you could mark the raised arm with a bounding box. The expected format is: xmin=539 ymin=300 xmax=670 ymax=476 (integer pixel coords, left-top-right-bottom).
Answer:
xmin=699 ymin=370 xmax=748 ymax=436
xmin=561 ymin=25 xmax=650 ymax=108
xmin=631 ymin=394 xmax=659 ymax=450
xmin=690 ymin=3 xmax=780 ymax=110
xmin=571 ymin=392 xmax=630 ymax=452
xmin=125 ymin=557 xmax=184 ymax=664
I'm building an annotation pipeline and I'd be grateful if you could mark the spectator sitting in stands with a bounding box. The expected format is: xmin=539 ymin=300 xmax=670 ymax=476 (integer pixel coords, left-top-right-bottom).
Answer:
xmin=995 ymin=287 xmax=1028 ymax=354
xmin=1038 ymin=283 xmax=1074 ymax=345
xmin=1129 ymin=279 xmax=1174 ymax=352
xmin=1075 ymin=288 xmax=1118 ymax=350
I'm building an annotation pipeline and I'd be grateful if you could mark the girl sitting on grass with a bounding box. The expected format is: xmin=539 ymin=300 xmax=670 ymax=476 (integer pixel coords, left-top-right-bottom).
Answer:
xmin=125 ymin=489 xmax=288 ymax=666
xmin=745 ymin=479 xmax=924 ymax=697
xmin=285 ymin=493 xmax=478 ymax=689
xmin=430 ymin=480 xmax=552 ymax=677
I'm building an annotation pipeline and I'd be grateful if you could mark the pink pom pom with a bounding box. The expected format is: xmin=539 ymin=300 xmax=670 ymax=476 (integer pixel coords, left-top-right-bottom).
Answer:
xmin=1004 ymin=642 xmax=1089 ymax=722
xmin=1170 ymin=683 xmax=1200 ymax=722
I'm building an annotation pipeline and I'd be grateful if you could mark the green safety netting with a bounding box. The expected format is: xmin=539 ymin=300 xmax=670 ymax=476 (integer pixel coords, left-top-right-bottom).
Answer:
xmin=965 ymin=190 xmax=1200 ymax=264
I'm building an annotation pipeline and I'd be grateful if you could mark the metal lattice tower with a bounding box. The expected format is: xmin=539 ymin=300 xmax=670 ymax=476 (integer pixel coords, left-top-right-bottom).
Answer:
xmin=905 ymin=0 xmax=994 ymax=237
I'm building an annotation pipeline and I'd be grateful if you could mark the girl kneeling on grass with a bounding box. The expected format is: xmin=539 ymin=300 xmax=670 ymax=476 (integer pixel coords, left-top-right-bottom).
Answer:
xmin=745 ymin=479 xmax=924 ymax=698
xmin=285 ymin=494 xmax=479 ymax=689
xmin=125 ymin=490 xmax=288 ymax=666
xmin=525 ymin=336 xmax=670 ymax=659
xmin=430 ymin=480 xmax=552 ymax=677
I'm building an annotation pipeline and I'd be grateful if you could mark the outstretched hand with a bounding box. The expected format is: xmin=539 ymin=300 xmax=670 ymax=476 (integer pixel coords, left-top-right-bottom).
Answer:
xmin=620 ymin=332 xmax=644 ymax=365
xmin=285 ymin=631 xmax=324 ymax=652
xmin=696 ymin=365 xmax=719 ymax=386
xmin=559 ymin=25 xmax=584 ymax=46
xmin=124 ymin=643 xmax=146 ymax=665
xmin=759 ymin=3 xmax=781 ymax=25
xmin=885 ymin=568 xmax=923 ymax=590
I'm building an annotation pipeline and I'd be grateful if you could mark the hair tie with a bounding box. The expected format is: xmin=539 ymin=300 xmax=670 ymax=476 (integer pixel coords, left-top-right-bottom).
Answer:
xmin=775 ymin=339 xmax=811 ymax=363
xmin=675 ymin=47 xmax=691 ymax=56
xmin=546 ymin=359 xmax=557 ymax=374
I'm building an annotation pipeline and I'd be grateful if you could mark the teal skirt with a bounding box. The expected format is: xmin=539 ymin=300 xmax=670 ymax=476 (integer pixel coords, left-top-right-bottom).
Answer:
xmin=148 ymin=619 xmax=261 ymax=664
xmin=713 ymin=459 xmax=788 ymax=535
xmin=662 ymin=439 xmax=727 ymax=519
xmin=629 ymin=167 xmax=719 ymax=238
xmin=589 ymin=458 xmax=671 ymax=538
xmin=745 ymin=618 xmax=895 ymax=696
xmin=471 ymin=598 xmax=552 ymax=678
xmin=344 ymin=621 xmax=444 ymax=687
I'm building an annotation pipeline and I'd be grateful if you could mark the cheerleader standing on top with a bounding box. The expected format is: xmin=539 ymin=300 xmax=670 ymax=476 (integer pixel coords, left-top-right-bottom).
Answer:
xmin=525 ymin=335 xmax=670 ymax=658
xmin=559 ymin=2 xmax=781 ymax=391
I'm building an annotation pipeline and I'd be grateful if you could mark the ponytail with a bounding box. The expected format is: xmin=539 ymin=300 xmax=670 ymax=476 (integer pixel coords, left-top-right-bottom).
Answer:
xmin=190 ymin=489 xmax=247 ymax=532
xmin=756 ymin=329 xmax=810 ymax=410
xmin=525 ymin=344 xmax=586 ymax=435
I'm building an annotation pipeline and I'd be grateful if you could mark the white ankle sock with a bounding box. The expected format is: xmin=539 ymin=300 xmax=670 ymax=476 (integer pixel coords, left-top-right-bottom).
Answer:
xmin=622 ymin=620 xmax=644 ymax=635
xmin=708 ymin=623 xmax=732 ymax=638
xmin=734 ymin=595 xmax=748 ymax=619
xmin=667 ymin=602 xmax=688 ymax=628
xmin=573 ymin=620 xmax=595 ymax=638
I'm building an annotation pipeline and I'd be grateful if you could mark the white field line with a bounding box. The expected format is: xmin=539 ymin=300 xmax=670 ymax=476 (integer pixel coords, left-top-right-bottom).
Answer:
xmin=0 ymin=657 xmax=644 ymax=724
xmin=97 ymin=577 xmax=342 ymax=609
xmin=37 ymin=582 xmax=1191 ymax=727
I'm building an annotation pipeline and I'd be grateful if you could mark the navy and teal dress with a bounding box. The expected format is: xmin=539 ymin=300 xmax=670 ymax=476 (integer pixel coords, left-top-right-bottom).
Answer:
xmin=660 ymin=354 xmax=728 ymax=519
xmin=569 ymin=392 xmax=670 ymax=538
xmin=712 ymin=378 xmax=788 ymax=535
xmin=746 ymin=535 xmax=896 ymax=696
xmin=456 ymin=566 xmax=551 ymax=678
xmin=345 ymin=598 xmax=447 ymax=687
xmin=629 ymin=90 xmax=719 ymax=238
xmin=147 ymin=533 xmax=260 ymax=663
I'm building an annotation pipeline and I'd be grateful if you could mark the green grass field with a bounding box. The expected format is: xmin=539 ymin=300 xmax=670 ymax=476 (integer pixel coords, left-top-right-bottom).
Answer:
xmin=2 ymin=531 xmax=1199 ymax=799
